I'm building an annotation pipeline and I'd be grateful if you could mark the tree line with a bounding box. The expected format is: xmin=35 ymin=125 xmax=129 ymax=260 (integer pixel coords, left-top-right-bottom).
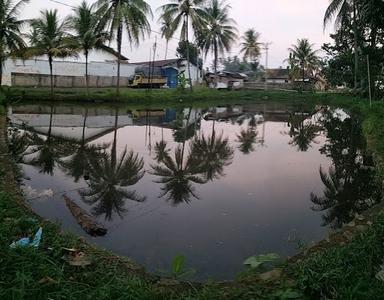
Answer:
xmin=1 ymin=0 xmax=383 ymax=98
xmin=0 ymin=0 xmax=261 ymax=95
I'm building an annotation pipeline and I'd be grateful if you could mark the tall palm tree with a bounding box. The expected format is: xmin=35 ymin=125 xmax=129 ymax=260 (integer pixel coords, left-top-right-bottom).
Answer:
xmin=159 ymin=0 xmax=207 ymax=90
xmin=240 ymin=29 xmax=261 ymax=65
xmin=96 ymin=0 xmax=152 ymax=96
xmin=200 ymin=0 xmax=237 ymax=74
xmin=69 ymin=1 xmax=111 ymax=94
xmin=324 ymin=0 xmax=359 ymax=89
xmin=287 ymin=39 xmax=320 ymax=87
xmin=159 ymin=13 xmax=173 ymax=60
xmin=0 ymin=0 xmax=29 ymax=86
xmin=29 ymin=10 xmax=77 ymax=97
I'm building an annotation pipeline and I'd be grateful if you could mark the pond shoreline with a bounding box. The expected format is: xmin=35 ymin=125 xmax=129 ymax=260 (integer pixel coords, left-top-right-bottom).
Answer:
xmin=2 ymin=96 xmax=384 ymax=298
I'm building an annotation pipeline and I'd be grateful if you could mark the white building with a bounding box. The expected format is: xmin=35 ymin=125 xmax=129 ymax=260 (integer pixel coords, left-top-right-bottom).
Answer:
xmin=2 ymin=57 xmax=136 ymax=87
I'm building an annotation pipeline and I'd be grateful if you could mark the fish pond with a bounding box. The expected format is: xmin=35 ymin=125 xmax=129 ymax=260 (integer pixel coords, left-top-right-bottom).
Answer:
xmin=7 ymin=102 xmax=381 ymax=281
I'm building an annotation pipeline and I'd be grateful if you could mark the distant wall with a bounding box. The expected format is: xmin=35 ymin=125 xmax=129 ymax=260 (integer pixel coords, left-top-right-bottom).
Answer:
xmin=11 ymin=73 xmax=130 ymax=88
xmin=2 ymin=59 xmax=135 ymax=86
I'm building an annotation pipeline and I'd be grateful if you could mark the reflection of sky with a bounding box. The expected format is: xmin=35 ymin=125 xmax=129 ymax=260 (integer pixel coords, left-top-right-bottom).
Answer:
xmin=16 ymin=107 xmax=331 ymax=281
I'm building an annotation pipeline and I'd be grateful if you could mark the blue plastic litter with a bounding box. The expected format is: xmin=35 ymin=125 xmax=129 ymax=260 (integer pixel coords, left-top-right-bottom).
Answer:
xmin=10 ymin=227 xmax=43 ymax=249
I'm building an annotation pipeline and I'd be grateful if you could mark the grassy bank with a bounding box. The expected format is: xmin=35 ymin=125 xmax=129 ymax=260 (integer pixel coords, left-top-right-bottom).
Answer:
xmin=2 ymin=92 xmax=384 ymax=299
xmin=4 ymin=86 xmax=364 ymax=107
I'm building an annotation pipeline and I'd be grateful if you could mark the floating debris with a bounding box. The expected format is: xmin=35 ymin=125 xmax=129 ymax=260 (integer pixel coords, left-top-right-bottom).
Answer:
xmin=63 ymin=195 xmax=107 ymax=237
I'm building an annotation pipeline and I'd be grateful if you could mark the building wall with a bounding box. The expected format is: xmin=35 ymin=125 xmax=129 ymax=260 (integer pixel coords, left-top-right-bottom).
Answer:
xmin=11 ymin=73 xmax=130 ymax=88
xmin=2 ymin=59 xmax=135 ymax=86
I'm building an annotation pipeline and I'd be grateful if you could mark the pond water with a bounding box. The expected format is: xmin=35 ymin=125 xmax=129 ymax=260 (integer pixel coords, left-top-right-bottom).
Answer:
xmin=7 ymin=102 xmax=381 ymax=281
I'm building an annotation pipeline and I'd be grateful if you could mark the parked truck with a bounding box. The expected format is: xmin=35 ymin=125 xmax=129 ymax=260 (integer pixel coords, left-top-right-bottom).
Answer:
xmin=130 ymin=74 xmax=167 ymax=88
xmin=130 ymin=66 xmax=168 ymax=88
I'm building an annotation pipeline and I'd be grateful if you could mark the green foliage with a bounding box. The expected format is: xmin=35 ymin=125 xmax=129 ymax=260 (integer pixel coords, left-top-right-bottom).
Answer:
xmin=176 ymin=41 xmax=200 ymax=66
xmin=243 ymin=253 xmax=280 ymax=269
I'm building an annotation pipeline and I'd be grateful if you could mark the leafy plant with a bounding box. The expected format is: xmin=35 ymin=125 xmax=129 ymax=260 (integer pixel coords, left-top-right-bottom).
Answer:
xmin=243 ymin=253 xmax=280 ymax=270
xmin=170 ymin=254 xmax=195 ymax=279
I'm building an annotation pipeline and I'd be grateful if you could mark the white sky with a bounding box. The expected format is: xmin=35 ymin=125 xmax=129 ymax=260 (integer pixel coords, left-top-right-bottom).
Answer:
xmin=20 ymin=0 xmax=334 ymax=68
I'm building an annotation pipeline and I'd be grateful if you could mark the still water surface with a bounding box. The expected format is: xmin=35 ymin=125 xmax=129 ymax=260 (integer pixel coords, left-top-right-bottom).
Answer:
xmin=7 ymin=102 xmax=380 ymax=280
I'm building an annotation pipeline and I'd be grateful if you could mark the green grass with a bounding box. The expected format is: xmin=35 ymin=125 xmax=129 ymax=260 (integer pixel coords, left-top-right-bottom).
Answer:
xmin=4 ymin=86 xmax=366 ymax=107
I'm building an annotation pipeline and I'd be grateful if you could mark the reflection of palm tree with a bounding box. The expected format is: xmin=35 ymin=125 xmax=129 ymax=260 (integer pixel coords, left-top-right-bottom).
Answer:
xmin=311 ymin=165 xmax=379 ymax=229
xmin=151 ymin=145 xmax=206 ymax=206
xmin=27 ymin=106 xmax=74 ymax=175
xmin=80 ymin=149 xmax=145 ymax=220
xmin=60 ymin=109 xmax=108 ymax=182
xmin=7 ymin=127 xmax=33 ymax=163
xmin=191 ymin=126 xmax=233 ymax=181
xmin=80 ymin=108 xmax=145 ymax=220
xmin=311 ymin=110 xmax=380 ymax=229
xmin=288 ymin=113 xmax=320 ymax=152
xmin=237 ymin=128 xmax=257 ymax=154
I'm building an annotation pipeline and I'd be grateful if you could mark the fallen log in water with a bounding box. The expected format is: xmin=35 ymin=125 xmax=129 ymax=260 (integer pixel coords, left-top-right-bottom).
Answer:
xmin=63 ymin=195 xmax=107 ymax=237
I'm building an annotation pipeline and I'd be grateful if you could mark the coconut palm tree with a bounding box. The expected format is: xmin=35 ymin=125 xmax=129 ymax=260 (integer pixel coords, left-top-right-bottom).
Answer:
xmin=96 ymin=0 xmax=152 ymax=96
xmin=324 ymin=0 xmax=359 ymax=89
xmin=68 ymin=1 xmax=111 ymax=94
xmin=159 ymin=0 xmax=207 ymax=90
xmin=199 ymin=0 xmax=237 ymax=74
xmin=287 ymin=39 xmax=320 ymax=87
xmin=80 ymin=108 xmax=146 ymax=220
xmin=0 ymin=0 xmax=29 ymax=86
xmin=29 ymin=10 xmax=77 ymax=97
xmin=240 ymin=29 xmax=261 ymax=65
xmin=159 ymin=13 xmax=173 ymax=60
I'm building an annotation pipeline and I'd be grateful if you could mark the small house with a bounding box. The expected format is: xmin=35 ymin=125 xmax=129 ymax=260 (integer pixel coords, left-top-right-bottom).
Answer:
xmin=205 ymin=72 xmax=248 ymax=89
xmin=265 ymin=68 xmax=290 ymax=84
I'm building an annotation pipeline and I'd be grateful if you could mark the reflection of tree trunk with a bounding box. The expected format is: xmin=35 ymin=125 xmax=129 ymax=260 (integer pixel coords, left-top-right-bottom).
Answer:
xmin=85 ymin=51 xmax=89 ymax=96
xmin=112 ymin=107 xmax=119 ymax=167
xmin=181 ymin=107 xmax=193 ymax=168
xmin=49 ymin=55 xmax=54 ymax=98
xmin=48 ymin=105 xmax=54 ymax=140
xmin=82 ymin=108 xmax=88 ymax=146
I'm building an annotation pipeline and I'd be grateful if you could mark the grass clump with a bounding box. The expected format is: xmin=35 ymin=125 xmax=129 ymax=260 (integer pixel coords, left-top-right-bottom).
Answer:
xmin=293 ymin=213 xmax=384 ymax=299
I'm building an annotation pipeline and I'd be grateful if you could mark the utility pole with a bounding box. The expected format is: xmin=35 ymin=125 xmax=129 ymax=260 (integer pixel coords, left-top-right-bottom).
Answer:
xmin=263 ymin=42 xmax=272 ymax=90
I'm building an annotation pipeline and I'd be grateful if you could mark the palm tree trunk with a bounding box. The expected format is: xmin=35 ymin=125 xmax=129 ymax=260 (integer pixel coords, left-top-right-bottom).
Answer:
xmin=353 ymin=1 xmax=358 ymax=90
xmin=116 ymin=23 xmax=123 ymax=97
xmin=165 ymin=41 xmax=169 ymax=60
xmin=214 ymin=42 xmax=218 ymax=74
xmin=49 ymin=55 xmax=54 ymax=98
xmin=85 ymin=51 xmax=89 ymax=96
xmin=302 ymin=62 xmax=305 ymax=91
xmin=185 ymin=15 xmax=193 ymax=92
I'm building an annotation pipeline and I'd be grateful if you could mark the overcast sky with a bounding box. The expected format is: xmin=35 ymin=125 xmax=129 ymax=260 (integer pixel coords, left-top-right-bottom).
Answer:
xmin=21 ymin=0 xmax=334 ymax=68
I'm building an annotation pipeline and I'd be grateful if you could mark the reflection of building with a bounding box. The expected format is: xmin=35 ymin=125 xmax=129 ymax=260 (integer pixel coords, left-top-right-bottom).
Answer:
xmin=8 ymin=105 xmax=203 ymax=142
xmin=8 ymin=106 xmax=133 ymax=142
